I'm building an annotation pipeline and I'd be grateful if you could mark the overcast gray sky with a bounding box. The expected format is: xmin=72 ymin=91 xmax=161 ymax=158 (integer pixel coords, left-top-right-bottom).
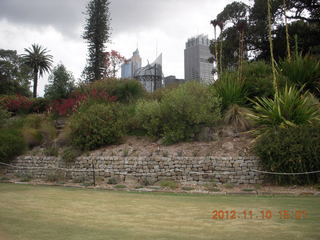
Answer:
xmin=0 ymin=0 xmax=245 ymax=95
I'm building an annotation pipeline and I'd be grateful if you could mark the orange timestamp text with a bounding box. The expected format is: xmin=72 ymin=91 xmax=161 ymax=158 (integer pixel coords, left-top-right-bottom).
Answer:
xmin=211 ymin=209 xmax=308 ymax=220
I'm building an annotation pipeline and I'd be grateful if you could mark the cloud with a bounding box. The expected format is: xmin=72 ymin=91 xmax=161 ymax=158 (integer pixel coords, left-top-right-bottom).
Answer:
xmin=0 ymin=0 xmax=86 ymax=38
xmin=0 ymin=0 xmax=238 ymax=95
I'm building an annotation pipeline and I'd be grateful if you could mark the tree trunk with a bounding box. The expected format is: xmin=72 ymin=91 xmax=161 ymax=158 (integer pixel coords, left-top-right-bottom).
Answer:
xmin=33 ymin=68 xmax=38 ymax=98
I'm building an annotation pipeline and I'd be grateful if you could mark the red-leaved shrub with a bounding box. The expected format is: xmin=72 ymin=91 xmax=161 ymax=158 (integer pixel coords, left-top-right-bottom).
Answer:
xmin=0 ymin=95 xmax=32 ymax=114
xmin=48 ymin=89 xmax=117 ymax=116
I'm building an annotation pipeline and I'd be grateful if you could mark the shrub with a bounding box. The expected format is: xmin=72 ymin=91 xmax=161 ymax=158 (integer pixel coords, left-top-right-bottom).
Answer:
xmin=0 ymin=129 xmax=26 ymax=163
xmin=21 ymin=128 xmax=43 ymax=148
xmin=39 ymin=120 xmax=57 ymax=146
xmin=77 ymin=78 xmax=146 ymax=103
xmin=242 ymin=61 xmax=274 ymax=99
xmin=213 ymin=72 xmax=247 ymax=111
xmin=61 ymin=147 xmax=81 ymax=163
xmin=70 ymin=103 xmax=126 ymax=150
xmin=0 ymin=95 xmax=32 ymax=114
xmin=158 ymin=180 xmax=178 ymax=189
xmin=279 ymin=54 xmax=320 ymax=97
xmin=29 ymin=98 xmax=49 ymax=113
xmin=49 ymin=89 xmax=117 ymax=117
xmin=107 ymin=177 xmax=118 ymax=184
xmin=223 ymin=104 xmax=253 ymax=132
xmin=135 ymin=100 xmax=162 ymax=137
xmin=254 ymin=126 xmax=320 ymax=184
xmin=23 ymin=114 xmax=43 ymax=128
xmin=249 ymin=86 xmax=320 ymax=133
xmin=44 ymin=146 xmax=59 ymax=157
xmin=160 ymin=81 xmax=221 ymax=144
xmin=0 ymin=106 xmax=10 ymax=127
xmin=19 ymin=115 xmax=56 ymax=148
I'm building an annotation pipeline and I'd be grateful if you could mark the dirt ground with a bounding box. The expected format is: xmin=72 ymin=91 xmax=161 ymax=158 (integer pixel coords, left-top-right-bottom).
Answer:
xmin=91 ymin=132 xmax=256 ymax=158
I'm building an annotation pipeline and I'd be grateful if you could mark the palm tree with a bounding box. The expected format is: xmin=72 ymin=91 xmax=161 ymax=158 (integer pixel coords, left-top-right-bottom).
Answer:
xmin=23 ymin=44 xmax=53 ymax=98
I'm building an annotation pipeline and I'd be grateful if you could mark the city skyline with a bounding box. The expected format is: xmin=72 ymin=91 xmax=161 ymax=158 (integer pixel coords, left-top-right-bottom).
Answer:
xmin=0 ymin=0 xmax=242 ymax=95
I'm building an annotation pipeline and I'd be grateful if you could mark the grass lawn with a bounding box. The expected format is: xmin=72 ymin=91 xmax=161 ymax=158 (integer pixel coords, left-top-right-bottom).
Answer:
xmin=0 ymin=183 xmax=319 ymax=240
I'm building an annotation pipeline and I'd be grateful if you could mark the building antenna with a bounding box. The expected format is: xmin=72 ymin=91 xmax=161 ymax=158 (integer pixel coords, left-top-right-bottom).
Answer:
xmin=156 ymin=40 xmax=158 ymax=58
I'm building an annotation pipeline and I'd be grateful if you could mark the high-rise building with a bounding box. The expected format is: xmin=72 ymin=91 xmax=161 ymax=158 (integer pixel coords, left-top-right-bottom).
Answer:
xmin=184 ymin=34 xmax=214 ymax=84
xmin=121 ymin=49 xmax=142 ymax=78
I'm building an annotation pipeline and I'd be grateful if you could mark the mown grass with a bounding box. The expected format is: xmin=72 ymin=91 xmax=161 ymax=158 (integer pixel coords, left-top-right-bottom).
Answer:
xmin=0 ymin=183 xmax=319 ymax=240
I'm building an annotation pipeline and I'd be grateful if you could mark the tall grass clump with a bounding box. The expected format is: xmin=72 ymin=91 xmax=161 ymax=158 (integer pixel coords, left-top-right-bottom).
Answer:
xmin=214 ymin=72 xmax=247 ymax=110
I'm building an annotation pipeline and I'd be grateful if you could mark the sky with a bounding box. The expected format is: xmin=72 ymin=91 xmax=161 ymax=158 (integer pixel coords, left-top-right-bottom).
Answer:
xmin=0 ymin=0 xmax=248 ymax=96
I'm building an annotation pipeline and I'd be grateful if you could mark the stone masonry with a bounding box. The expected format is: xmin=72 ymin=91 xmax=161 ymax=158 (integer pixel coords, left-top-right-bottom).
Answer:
xmin=5 ymin=154 xmax=265 ymax=185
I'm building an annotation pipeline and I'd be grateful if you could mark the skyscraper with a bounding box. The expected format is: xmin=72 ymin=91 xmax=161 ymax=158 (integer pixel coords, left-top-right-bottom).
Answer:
xmin=121 ymin=48 xmax=142 ymax=78
xmin=184 ymin=34 xmax=214 ymax=84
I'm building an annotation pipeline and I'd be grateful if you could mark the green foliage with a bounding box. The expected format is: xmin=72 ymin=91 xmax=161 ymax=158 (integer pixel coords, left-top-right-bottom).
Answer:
xmin=249 ymin=86 xmax=320 ymax=132
xmin=12 ymin=114 xmax=56 ymax=148
xmin=158 ymin=180 xmax=178 ymax=189
xmin=242 ymin=61 xmax=274 ymax=99
xmin=77 ymin=78 xmax=146 ymax=103
xmin=114 ymin=184 xmax=127 ymax=189
xmin=214 ymin=72 xmax=247 ymax=110
xmin=0 ymin=106 xmax=10 ymax=127
xmin=107 ymin=177 xmax=118 ymax=184
xmin=0 ymin=49 xmax=32 ymax=96
xmin=223 ymin=104 xmax=253 ymax=132
xmin=254 ymin=126 xmax=320 ymax=184
xmin=70 ymin=103 xmax=126 ymax=150
xmin=21 ymin=128 xmax=43 ymax=148
xmin=45 ymin=64 xmax=75 ymax=100
xmin=0 ymin=128 xmax=26 ymax=163
xmin=61 ymin=147 xmax=81 ymax=163
xmin=135 ymin=82 xmax=221 ymax=144
xmin=44 ymin=146 xmax=59 ymax=157
xmin=279 ymin=54 xmax=320 ymax=97
xmin=161 ymin=81 xmax=221 ymax=144
xmin=30 ymin=97 xmax=49 ymax=113
xmin=135 ymin=100 xmax=162 ymax=137
xmin=82 ymin=0 xmax=111 ymax=82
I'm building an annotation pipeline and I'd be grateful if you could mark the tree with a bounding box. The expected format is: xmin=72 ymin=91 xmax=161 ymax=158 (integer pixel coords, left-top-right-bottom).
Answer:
xmin=211 ymin=0 xmax=320 ymax=67
xmin=83 ymin=0 xmax=111 ymax=82
xmin=0 ymin=49 xmax=32 ymax=96
xmin=44 ymin=64 xmax=75 ymax=100
xmin=22 ymin=44 xmax=53 ymax=98
xmin=102 ymin=50 xmax=125 ymax=78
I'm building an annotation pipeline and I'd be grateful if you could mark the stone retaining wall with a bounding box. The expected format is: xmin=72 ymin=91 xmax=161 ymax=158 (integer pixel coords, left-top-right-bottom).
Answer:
xmin=5 ymin=155 xmax=264 ymax=184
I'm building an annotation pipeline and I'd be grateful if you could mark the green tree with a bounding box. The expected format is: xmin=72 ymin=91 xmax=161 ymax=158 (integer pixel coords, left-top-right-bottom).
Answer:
xmin=22 ymin=44 xmax=53 ymax=98
xmin=44 ymin=64 xmax=75 ymax=100
xmin=83 ymin=0 xmax=111 ymax=82
xmin=0 ymin=49 xmax=32 ymax=96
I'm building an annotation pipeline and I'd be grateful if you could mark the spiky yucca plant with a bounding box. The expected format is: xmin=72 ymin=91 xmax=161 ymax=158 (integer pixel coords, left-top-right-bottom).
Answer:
xmin=249 ymin=86 xmax=320 ymax=133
